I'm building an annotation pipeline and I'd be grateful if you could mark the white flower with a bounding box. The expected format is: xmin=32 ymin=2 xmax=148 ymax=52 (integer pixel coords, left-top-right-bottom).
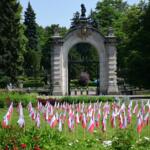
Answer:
xmin=113 ymin=137 xmax=118 ymax=140
xmin=136 ymin=138 xmax=142 ymax=144
xmin=103 ymin=140 xmax=112 ymax=147
xmin=144 ymin=137 xmax=150 ymax=141
xmin=131 ymin=145 xmax=135 ymax=149
xmin=68 ymin=142 xmax=73 ymax=146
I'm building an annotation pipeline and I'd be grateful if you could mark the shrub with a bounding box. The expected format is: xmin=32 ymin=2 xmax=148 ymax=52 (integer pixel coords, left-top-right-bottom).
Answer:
xmin=23 ymin=80 xmax=44 ymax=88
xmin=0 ymin=76 xmax=10 ymax=88
xmin=38 ymin=97 xmax=61 ymax=105
xmin=0 ymin=92 xmax=38 ymax=107
xmin=0 ymin=126 xmax=68 ymax=150
xmin=112 ymin=129 xmax=135 ymax=150
xmin=70 ymin=80 xmax=79 ymax=87
xmin=79 ymin=72 xmax=90 ymax=86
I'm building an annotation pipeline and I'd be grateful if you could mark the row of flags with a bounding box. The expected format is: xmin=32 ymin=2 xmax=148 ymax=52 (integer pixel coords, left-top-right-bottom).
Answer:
xmin=1 ymin=100 xmax=150 ymax=135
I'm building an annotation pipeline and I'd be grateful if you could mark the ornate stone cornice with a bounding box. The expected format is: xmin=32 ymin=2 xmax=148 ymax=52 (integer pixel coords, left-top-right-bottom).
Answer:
xmin=51 ymin=36 xmax=64 ymax=46
xmin=76 ymin=26 xmax=92 ymax=39
xmin=105 ymin=36 xmax=117 ymax=45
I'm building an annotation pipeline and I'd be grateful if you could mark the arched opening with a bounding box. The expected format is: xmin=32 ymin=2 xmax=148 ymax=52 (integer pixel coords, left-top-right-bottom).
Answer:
xmin=68 ymin=43 xmax=100 ymax=95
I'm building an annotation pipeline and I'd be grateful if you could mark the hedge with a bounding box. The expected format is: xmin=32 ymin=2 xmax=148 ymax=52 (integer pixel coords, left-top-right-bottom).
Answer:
xmin=23 ymin=81 xmax=45 ymax=88
xmin=61 ymin=96 xmax=114 ymax=103
xmin=38 ymin=96 xmax=114 ymax=105
xmin=0 ymin=92 xmax=38 ymax=108
xmin=0 ymin=92 xmax=115 ymax=108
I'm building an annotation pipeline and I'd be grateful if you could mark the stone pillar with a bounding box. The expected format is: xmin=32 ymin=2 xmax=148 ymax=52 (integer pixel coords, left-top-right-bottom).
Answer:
xmin=105 ymin=28 xmax=119 ymax=94
xmin=51 ymin=32 xmax=63 ymax=96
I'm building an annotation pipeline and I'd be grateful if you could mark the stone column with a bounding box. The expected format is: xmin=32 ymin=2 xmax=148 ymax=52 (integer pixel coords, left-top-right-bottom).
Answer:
xmin=105 ymin=28 xmax=119 ymax=94
xmin=51 ymin=33 xmax=63 ymax=96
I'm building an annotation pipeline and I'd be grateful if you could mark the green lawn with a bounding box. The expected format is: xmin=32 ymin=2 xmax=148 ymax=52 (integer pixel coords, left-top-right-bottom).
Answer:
xmin=0 ymin=103 xmax=150 ymax=149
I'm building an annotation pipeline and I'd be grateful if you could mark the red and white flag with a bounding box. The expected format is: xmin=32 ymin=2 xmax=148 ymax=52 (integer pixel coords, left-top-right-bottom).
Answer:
xmin=102 ymin=115 xmax=107 ymax=132
xmin=17 ymin=102 xmax=25 ymax=128
xmin=82 ymin=113 xmax=87 ymax=129
xmin=144 ymin=112 xmax=149 ymax=126
xmin=110 ymin=112 xmax=116 ymax=128
xmin=95 ymin=111 xmax=101 ymax=128
xmin=2 ymin=117 xmax=9 ymax=128
xmin=45 ymin=106 xmax=49 ymax=121
xmin=127 ymin=108 xmax=132 ymax=124
xmin=137 ymin=112 xmax=143 ymax=134
xmin=35 ymin=112 xmax=40 ymax=128
xmin=49 ymin=115 xmax=57 ymax=128
xmin=123 ymin=112 xmax=127 ymax=129
xmin=2 ymin=103 xmax=13 ymax=128
xmin=119 ymin=113 xmax=123 ymax=129
xmin=133 ymin=102 xmax=138 ymax=114
xmin=119 ymin=103 xmax=125 ymax=114
xmin=75 ymin=112 xmax=80 ymax=124
xmin=68 ymin=112 xmax=74 ymax=131
xmin=58 ymin=117 xmax=62 ymax=132
xmin=88 ymin=117 xmax=95 ymax=133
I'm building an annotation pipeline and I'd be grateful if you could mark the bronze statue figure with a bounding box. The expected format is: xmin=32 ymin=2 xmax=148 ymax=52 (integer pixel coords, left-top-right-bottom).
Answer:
xmin=81 ymin=4 xmax=86 ymax=18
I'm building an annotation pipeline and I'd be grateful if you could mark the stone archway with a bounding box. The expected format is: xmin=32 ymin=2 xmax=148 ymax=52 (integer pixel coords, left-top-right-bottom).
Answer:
xmin=51 ymin=5 xmax=118 ymax=96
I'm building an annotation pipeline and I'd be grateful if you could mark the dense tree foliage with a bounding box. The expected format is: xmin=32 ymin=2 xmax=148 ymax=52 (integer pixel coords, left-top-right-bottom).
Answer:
xmin=24 ymin=2 xmax=38 ymax=50
xmin=69 ymin=43 xmax=99 ymax=80
xmin=0 ymin=0 xmax=150 ymax=90
xmin=94 ymin=0 xmax=128 ymax=34
xmin=24 ymin=2 xmax=41 ymax=77
xmin=93 ymin=0 xmax=150 ymax=89
xmin=0 ymin=0 xmax=24 ymax=86
xmin=124 ymin=2 xmax=150 ymax=88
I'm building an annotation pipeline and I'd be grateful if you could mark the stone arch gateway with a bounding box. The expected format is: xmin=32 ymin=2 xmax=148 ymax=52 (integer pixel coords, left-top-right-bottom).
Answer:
xmin=51 ymin=6 xmax=118 ymax=95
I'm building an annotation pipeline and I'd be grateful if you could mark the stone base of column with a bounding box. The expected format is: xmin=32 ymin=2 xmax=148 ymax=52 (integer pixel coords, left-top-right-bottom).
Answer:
xmin=52 ymin=91 xmax=63 ymax=96
xmin=52 ymin=86 xmax=63 ymax=96
xmin=108 ymin=84 xmax=119 ymax=95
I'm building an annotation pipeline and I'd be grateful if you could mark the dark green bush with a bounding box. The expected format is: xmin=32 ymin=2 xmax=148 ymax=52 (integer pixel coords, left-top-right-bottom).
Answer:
xmin=88 ymin=81 xmax=97 ymax=87
xmin=0 ymin=76 xmax=10 ymax=88
xmin=0 ymin=100 xmax=5 ymax=108
xmin=23 ymin=80 xmax=44 ymax=88
xmin=70 ymin=80 xmax=79 ymax=87
xmin=0 ymin=126 xmax=68 ymax=150
xmin=112 ymin=129 xmax=135 ymax=150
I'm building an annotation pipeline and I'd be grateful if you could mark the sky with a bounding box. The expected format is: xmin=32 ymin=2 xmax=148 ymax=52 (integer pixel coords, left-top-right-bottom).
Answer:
xmin=19 ymin=0 xmax=139 ymax=28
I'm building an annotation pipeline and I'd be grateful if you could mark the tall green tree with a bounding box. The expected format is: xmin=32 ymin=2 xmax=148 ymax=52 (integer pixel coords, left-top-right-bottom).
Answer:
xmin=24 ymin=2 xmax=41 ymax=77
xmin=94 ymin=0 xmax=128 ymax=34
xmin=125 ymin=1 xmax=150 ymax=88
xmin=117 ymin=4 xmax=144 ymax=80
xmin=0 ymin=0 xmax=23 ymax=86
xmin=93 ymin=0 xmax=150 ymax=89
xmin=91 ymin=0 xmax=129 ymax=87
xmin=24 ymin=2 xmax=38 ymax=50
